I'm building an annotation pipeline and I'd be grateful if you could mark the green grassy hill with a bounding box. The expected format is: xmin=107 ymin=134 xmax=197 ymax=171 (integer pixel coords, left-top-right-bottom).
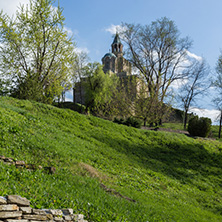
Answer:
xmin=1 ymin=97 xmax=222 ymax=221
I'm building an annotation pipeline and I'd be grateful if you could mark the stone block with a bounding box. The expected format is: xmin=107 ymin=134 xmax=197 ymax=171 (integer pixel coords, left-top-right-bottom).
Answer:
xmin=22 ymin=214 xmax=48 ymax=221
xmin=29 ymin=221 xmax=54 ymax=222
xmin=0 ymin=197 xmax=7 ymax=205
xmin=73 ymin=214 xmax=84 ymax=220
xmin=0 ymin=211 xmax=22 ymax=219
xmin=0 ymin=205 xmax=19 ymax=211
xmin=15 ymin=161 xmax=26 ymax=167
xmin=63 ymin=215 xmax=72 ymax=221
xmin=4 ymin=158 xmax=14 ymax=163
xmin=7 ymin=196 xmax=30 ymax=207
xmin=62 ymin=209 xmax=73 ymax=215
xmin=19 ymin=207 xmax=32 ymax=214
xmin=48 ymin=209 xmax=63 ymax=216
xmin=32 ymin=209 xmax=46 ymax=215
xmin=6 ymin=220 xmax=28 ymax=222
xmin=54 ymin=216 xmax=63 ymax=221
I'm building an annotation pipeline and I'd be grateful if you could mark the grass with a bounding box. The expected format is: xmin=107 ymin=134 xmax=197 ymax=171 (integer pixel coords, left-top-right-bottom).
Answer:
xmin=162 ymin=122 xmax=222 ymax=141
xmin=160 ymin=122 xmax=185 ymax=131
xmin=1 ymin=96 xmax=222 ymax=221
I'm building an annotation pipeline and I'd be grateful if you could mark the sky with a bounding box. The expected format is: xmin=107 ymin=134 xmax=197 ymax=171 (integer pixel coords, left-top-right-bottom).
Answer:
xmin=1 ymin=0 xmax=222 ymax=123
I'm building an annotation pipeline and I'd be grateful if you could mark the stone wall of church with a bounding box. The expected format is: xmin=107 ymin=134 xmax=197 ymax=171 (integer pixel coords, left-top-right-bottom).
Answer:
xmin=73 ymin=80 xmax=87 ymax=104
xmin=115 ymin=57 xmax=132 ymax=77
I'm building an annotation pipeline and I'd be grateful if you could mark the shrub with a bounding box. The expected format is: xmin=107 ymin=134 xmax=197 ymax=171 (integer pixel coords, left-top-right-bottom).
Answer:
xmin=188 ymin=116 xmax=212 ymax=137
xmin=113 ymin=117 xmax=124 ymax=125
xmin=113 ymin=117 xmax=142 ymax=128
xmin=125 ymin=117 xmax=142 ymax=128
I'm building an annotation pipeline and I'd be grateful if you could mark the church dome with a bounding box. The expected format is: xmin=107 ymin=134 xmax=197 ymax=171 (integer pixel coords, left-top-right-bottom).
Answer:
xmin=103 ymin=52 xmax=116 ymax=58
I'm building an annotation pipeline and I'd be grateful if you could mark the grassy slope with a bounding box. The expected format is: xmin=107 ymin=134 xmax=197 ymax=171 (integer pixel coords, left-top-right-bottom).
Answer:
xmin=1 ymin=97 xmax=222 ymax=221
xmin=161 ymin=122 xmax=221 ymax=140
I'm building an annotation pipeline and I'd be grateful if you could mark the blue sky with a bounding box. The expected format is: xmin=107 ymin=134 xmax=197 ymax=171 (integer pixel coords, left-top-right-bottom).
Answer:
xmin=58 ymin=0 xmax=222 ymax=67
xmin=2 ymin=0 xmax=222 ymax=122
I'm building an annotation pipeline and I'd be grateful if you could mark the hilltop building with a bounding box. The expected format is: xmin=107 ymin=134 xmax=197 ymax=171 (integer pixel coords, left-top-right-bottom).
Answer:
xmin=101 ymin=33 xmax=131 ymax=77
xmin=73 ymin=33 xmax=141 ymax=104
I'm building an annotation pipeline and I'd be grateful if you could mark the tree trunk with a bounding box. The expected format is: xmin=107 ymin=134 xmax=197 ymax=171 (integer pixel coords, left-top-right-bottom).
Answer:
xmin=73 ymin=88 xmax=75 ymax=103
xmin=143 ymin=117 xmax=147 ymax=127
xmin=219 ymin=111 xmax=222 ymax=139
xmin=184 ymin=110 xmax=188 ymax=130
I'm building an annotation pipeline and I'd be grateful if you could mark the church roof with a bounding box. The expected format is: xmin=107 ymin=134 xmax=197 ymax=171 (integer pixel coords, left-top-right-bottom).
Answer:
xmin=103 ymin=52 xmax=116 ymax=58
xmin=112 ymin=33 xmax=121 ymax=45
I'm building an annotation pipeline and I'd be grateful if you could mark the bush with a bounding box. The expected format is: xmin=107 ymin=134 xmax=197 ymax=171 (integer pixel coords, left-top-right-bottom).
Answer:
xmin=125 ymin=117 xmax=142 ymax=128
xmin=188 ymin=116 xmax=212 ymax=137
xmin=113 ymin=117 xmax=125 ymax=125
xmin=113 ymin=117 xmax=142 ymax=128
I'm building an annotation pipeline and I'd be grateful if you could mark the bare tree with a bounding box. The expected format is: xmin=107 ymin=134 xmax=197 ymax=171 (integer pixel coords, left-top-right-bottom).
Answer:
xmin=121 ymin=17 xmax=192 ymax=124
xmin=178 ymin=59 xmax=209 ymax=129
xmin=213 ymin=54 xmax=222 ymax=138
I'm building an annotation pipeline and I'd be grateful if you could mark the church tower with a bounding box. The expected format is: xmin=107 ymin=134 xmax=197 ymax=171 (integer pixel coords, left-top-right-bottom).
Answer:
xmin=111 ymin=33 xmax=123 ymax=57
xmin=102 ymin=33 xmax=131 ymax=77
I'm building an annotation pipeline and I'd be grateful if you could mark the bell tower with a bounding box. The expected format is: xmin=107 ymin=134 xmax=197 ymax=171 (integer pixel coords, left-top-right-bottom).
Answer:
xmin=111 ymin=33 xmax=123 ymax=57
xmin=102 ymin=33 xmax=131 ymax=76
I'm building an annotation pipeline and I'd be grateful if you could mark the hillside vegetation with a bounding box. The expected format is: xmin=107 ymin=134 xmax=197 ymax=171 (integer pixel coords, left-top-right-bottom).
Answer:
xmin=1 ymin=97 xmax=222 ymax=221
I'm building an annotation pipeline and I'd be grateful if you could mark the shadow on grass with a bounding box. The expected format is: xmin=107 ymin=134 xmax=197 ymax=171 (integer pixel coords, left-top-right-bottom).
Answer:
xmin=89 ymin=129 xmax=222 ymax=186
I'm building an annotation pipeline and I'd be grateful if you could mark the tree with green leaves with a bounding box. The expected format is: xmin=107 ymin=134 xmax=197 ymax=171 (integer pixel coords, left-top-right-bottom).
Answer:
xmin=121 ymin=17 xmax=192 ymax=124
xmin=83 ymin=62 xmax=119 ymax=117
xmin=0 ymin=0 xmax=75 ymax=103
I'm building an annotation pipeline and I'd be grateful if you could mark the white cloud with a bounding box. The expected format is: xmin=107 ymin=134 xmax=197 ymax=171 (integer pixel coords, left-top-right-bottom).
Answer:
xmin=190 ymin=107 xmax=220 ymax=124
xmin=63 ymin=27 xmax=77 ymax=38
xmin=105 ymin=24 xmax=126 ymax=35
xmin=171 ymin=78 xmax=188 ymax=89
xmin=186 ymin=50 xmax=203 ymax=61
xmin=170 ymin=51 xmax=203 ymax=90
xmin=74 ymin=47 xmax=90 ymax=54
xmin=0 ymin=0 xmax=29 ymax=17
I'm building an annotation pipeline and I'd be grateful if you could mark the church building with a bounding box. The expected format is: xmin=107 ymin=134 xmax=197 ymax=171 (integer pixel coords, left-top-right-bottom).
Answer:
xmin=73 ymin=33 xmax=140 ymax=104
xmin=102 ymin=33 xmax=131 ymax=77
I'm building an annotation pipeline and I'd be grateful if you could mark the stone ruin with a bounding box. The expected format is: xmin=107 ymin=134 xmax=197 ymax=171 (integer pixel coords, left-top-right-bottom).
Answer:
xmin=0 ymin=195 xmax=87 ymax=222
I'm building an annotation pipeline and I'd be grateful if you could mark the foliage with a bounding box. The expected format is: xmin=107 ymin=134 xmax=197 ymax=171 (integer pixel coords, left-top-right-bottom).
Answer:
xmin=83 ymin=62 xmax=119 ymax=117
xmin=1 ymin=97 xmax=222 ymax=221
xmin=0 ymin=0 xmax=75 ymax=103
xmin=113 ymin=116 xmax=142 ymax=128
xmin=110 ymin=76 xmax=172 ymax=126
xmin=188 ymin=116 xmax=212 ymax=137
